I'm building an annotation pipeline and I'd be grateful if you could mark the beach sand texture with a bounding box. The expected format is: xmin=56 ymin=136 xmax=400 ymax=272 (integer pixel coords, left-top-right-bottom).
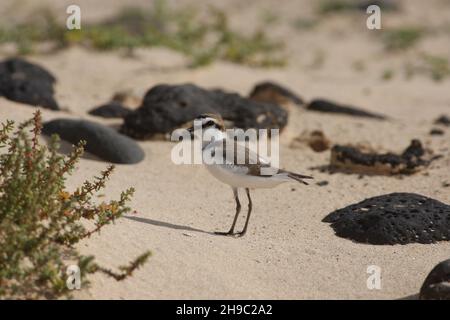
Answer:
xmin=0 ymin=0 xmax=449 ymax=299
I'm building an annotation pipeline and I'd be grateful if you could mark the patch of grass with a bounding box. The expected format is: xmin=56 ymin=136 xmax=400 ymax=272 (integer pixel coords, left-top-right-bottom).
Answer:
xmin=352 ymin=59 xmax=366 ymax=72
xmin=421 ymin=54 xmax=450 ymax=82
xmin=0 ymin=111 xmax=150 ymax=299
xmin=260 ymin=10 xmax=280 ymax=25
xmin=381 ymin=69 xmax=394 ymax=80
xmin=318 ymin=0 xmax=398 ymax=14
xmin=0 ymin=1 xmax=286 ymax=68
xmin=0 ymin=8 xmax=66 ymax=54
xmin=382 ymin=27 xmax=424 ymax=51
xmin=199 ymin=9 xmax=285 ymax=68
xmin=291 ymin=17 xmax=319 ymax=31
xmin=318 ymin=0 xmax=357 ymax=14
xmin=403 ymin=54 xmax=450 ymax=82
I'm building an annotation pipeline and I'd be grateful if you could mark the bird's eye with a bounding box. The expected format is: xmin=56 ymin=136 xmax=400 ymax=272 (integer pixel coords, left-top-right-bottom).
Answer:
xmin=204 ymin=120 xmax=215 ymax=127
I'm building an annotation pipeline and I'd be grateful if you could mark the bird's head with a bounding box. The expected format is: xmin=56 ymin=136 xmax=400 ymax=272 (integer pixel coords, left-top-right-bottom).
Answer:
xmin=187 ymin=113 xmax=225 ymax=138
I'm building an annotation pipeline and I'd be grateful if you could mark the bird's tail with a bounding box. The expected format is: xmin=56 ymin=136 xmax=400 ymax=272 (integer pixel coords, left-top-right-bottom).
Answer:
xmin=287 ymin=171 xmax=314 ymax=185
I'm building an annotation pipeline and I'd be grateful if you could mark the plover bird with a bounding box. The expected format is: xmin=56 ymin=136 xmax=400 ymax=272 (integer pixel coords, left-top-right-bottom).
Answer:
xmin=187 ymin=113 xmax=313 ymax=237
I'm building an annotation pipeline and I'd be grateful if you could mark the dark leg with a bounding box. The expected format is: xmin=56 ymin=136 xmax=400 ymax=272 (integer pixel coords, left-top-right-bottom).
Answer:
xmin=236 ymin=188 xmax=252 ymax=237
xmin=228 ymin=188 xmax=241 ymax=233
xmin=215 ymin=188 xmax=241 ymax=236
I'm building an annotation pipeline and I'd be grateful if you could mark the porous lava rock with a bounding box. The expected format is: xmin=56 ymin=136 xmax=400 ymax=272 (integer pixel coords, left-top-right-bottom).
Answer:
xmin=0 ymin=58 xmax=59 ymax=110
xmin=322 ymin=193 xmax=450 ymax=245
xmin=330 ymin=139 xmax=436 ymax=175
xmin=420 ymin=259 xmax=450 ymax=300
xmin=120 ymin=84 xmax=288 ymax=139
xmin=249 ymin=81 xmax=304 ymax=107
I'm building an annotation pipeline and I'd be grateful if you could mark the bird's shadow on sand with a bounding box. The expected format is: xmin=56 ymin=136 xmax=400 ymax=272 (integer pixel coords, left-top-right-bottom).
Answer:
xmin=124 ymin=215 xmax=215 ymax=235
xmin=398 ymin=293 xmax=419 ymax=300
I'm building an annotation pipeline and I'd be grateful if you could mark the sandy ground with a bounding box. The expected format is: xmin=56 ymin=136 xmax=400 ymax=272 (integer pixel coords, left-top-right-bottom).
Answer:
xmin=0 ymin=0 xmax=450 ymax=299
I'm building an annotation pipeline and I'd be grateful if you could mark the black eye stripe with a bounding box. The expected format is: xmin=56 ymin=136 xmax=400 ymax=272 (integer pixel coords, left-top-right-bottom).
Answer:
xmin=202 ymin=120 xmax=215 ymax=128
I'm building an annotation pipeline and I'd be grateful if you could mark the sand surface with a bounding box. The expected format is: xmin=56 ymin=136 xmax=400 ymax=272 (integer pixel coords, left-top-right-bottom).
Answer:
xmin=0 ymin=0 xmax=449 ymax=299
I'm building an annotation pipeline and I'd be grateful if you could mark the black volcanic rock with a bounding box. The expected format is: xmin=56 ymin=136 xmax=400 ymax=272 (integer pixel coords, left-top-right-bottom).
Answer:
xmin=89 ymin=101 xmax=132 ymax=118
xmin=435 ymin=115 xmax=450 ymax=127
xmin=249 ymin=81 xmax=304 ymax=106
xmin=120 ymin=83 xmax=288 ymax=139
xmin=420 ymin=259 xmax=450 ymax=300
xmin=322 ymin=193 xmax=450 ymax=245
xmin=0 ymin=58 xmax=59 ymax=110
xmin=42 ymin=119 xmax=144 ymax=164
xmin=307 ymin=99 xmax=386 ymax=120
xmin=430 ymin=128 xmax=444 ymax=136
xmin=330 ymin=139 xmax=435 ymax=175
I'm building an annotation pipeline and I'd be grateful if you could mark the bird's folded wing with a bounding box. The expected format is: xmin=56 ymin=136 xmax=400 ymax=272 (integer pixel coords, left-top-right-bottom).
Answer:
xmin=211 ymin=140 xmax=278 ymax=176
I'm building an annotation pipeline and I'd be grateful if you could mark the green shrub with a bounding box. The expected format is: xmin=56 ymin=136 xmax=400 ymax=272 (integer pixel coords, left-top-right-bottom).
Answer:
xmin=381 ymin=69 xmax=394 ymax=81
xmin=403 ymin=54 xmax=450 ymax=82
xmin=317 ymin=0 xmax=398 ymax=14
xmin=382 ymin=27 xmax=423 ymax=51
xmin=291 ymin=17 xmax=318 ymax=31
xmin=318 ymin=0 xmax=357 ymax=14
xmin=0 ymin=111 xmax=150 ymax=299
xmin=0 ymin=1 xmax=285 ymax=68
xmin=420 ymin=54 xmax=450 ymax=82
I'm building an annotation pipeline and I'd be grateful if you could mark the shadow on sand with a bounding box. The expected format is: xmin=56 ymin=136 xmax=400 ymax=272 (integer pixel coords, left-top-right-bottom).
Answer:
xmin=398 ymin=293 xmax=419 ymax=300
xmin=124 ymin=215 xmax=214 ymax=235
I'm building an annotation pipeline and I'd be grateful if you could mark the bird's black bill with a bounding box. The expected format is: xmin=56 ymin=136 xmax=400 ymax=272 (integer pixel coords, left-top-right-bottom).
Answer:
xmin=187 ymin=126 xmax=194 ymax=139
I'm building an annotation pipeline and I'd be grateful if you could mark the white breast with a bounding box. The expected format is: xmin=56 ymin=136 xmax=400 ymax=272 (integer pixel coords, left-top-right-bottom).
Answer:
xmin=205 ymin=163 xmax=289 ymax=189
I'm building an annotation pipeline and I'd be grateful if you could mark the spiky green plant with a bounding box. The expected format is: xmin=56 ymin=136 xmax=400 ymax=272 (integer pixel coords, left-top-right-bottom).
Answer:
xmin=0 ymin=111 xmax=150 ymax=299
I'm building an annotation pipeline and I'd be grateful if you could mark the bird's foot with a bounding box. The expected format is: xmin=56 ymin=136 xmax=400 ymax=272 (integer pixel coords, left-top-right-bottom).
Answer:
xmin=214 ymin=230 xmax=238 ymax=237
xmin=214 ymin=230 xmax=246 ymax=237
xmin=233 ymin=231 xmax=246 ymax=238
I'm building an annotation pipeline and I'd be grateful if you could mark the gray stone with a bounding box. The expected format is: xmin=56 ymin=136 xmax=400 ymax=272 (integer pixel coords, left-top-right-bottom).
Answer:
xmin=43 ymin=119 xmax=145 ymax=164
xmin=307 ymin=99 xmax=386 ymax=120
